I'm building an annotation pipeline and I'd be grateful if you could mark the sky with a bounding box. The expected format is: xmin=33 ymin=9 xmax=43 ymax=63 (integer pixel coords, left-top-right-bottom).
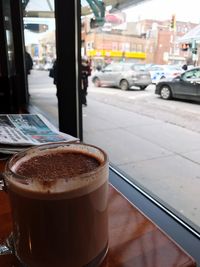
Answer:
xmin=125 ymin=0 xmax=200 ymax=23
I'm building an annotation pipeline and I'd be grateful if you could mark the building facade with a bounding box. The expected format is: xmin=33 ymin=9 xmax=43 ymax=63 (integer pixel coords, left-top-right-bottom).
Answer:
xmin=81 ymin=17 xmax=197 ymax=67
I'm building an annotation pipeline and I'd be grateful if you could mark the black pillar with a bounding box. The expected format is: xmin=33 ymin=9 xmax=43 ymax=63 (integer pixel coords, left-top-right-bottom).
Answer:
xmin=0 ymin=0 xmax=15 ymax=113
xmin=10 ymin=0 xmax=29 ymax=110
xmin=0 ymin=0 xmax=28 ymax=113
xmin=54 ymin=0 xmax=82 ymax=140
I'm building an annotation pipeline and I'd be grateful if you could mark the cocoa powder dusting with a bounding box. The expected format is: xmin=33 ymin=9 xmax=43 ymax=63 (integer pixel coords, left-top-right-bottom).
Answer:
xmin=15 ymin=152 xmax=101 ymax=187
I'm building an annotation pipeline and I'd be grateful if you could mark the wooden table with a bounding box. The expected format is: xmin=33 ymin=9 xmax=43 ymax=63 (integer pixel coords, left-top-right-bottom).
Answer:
xmin=0 ymin=159 xmax=196 ymax=267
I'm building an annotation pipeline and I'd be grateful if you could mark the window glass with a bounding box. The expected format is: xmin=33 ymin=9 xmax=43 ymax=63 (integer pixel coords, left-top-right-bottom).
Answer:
xmin=183 ymin=69 xmax=200 ymax=80
xmin=103 ymin=65 xmax=112 ymax=71
xmin=110 ymin=64 xmax=123 ymax=71
xmin=81 ymin=0 xmax=200 ymax=235
xmin=23 ymin=0 xmax=58 ymax=126
xmin=123 ymin=64 xmax=132 ymax=71
xmin=131 ymin=64 xmax=146 ymax=71
xmin=26 ymin=0 xmax=200 ymax=235
xmin=182 ymin=70 xmax=195 ymax=80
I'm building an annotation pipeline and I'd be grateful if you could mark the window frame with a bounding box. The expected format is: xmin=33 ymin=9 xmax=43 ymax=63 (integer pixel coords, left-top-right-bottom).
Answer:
xmin=109 ymin=164 xmax=200 ymax=265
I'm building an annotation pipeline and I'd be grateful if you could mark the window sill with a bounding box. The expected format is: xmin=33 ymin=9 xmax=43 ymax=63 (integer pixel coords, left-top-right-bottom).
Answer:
xmin=109 ymin=164 xmax=200 ymax=266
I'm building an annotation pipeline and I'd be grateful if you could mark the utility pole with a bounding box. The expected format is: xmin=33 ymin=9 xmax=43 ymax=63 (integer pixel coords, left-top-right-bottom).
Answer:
xmin=170 ymin=14 xmax=176 ymax=64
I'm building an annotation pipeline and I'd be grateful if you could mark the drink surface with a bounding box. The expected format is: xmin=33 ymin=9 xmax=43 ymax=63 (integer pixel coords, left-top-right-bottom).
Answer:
xmin=15 ymin=151 xmax=100 ymax=179
xmin=9 ymin=147 xmax=108 ymax=199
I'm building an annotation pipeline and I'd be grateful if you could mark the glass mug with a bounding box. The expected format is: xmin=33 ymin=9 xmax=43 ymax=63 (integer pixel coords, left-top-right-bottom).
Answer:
xmin=0 ymin=142 xmax=109 ymax=267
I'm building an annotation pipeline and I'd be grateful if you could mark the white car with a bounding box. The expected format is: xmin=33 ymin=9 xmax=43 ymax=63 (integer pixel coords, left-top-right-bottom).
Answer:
xmin=147 ymin=65 xmax=184 ymax=84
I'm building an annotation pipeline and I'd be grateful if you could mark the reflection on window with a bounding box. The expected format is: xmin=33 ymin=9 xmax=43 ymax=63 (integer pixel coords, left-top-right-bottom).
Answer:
xmin=3 ymin=0 xmax=15 ymax=75
xmin=81 ymin=0 xmax=200 ymax=235
xmin=183 ymin=69 xmax=200 ymax=80
xmin=26 ymin=0 xmax=200 ymax=236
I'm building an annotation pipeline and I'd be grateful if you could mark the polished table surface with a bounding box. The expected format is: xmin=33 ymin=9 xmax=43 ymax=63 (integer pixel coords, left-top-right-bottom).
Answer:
xmin=0 ymin=159 xmax=196 ymax=267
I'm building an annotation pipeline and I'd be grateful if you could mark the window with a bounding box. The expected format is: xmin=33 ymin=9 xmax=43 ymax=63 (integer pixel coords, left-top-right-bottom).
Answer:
xmin=112 ymin=42 xmax=118 ymax=50
xmin=26 ymin=0 xmax=200 ymax=240
xmin=81 ymin=0 xmax=200 ymax=237
xmin=183 ymin=69 xmax=200 ymax=80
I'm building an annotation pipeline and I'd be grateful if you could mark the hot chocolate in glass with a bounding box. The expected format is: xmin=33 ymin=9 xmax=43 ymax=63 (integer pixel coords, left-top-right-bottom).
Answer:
xmin=3 ymin=142 xmax=109 ymax=267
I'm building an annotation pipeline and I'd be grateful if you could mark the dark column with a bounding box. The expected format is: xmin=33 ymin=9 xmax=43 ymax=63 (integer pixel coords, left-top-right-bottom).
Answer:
xmin=0 ymin=0 xmax=15 ymax=113
xmin=0 ymin=0 xmax=27 ymax=113
xmin=54 ymin=0 xmax=82 ymax=139
xmin=10 ymin=0 xmax=29 ymax=111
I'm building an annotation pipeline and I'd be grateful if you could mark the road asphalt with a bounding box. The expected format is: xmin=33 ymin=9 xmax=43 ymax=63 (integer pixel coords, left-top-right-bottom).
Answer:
xmin=28 ymin=70 xmax=200 ymax=232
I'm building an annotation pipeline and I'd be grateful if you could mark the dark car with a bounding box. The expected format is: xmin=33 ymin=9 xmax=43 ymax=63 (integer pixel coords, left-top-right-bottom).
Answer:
xmin=92 ymin=63 xmax=152 ymax=90
xmin=155 ymin=67 xmax=200 ymax=101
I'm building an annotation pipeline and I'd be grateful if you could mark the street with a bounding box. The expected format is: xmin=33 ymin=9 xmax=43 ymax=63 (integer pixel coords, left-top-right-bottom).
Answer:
xmin=88 ymin=83 xmax=200 ymax=134
xmin=29 ymin=70 xmax=200 ymax=232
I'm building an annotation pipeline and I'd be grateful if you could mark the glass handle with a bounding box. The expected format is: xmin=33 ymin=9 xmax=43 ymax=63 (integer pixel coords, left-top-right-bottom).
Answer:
xmin=0 ymin=173 xmax=6 ymax=191
xmin=0 ymin=235 xmax=14 ymax=255
xmin=0 ymin=180 xmax=4 ymax=191
xmin=0 ymin=174 xmax=11 ymax=255
xmin=0 ymin=243 xmax=12 ymax=255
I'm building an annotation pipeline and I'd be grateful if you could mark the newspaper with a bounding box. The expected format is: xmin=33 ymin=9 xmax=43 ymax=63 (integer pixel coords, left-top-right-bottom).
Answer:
xmin=0 ymin=114 xmax=78 ymax=154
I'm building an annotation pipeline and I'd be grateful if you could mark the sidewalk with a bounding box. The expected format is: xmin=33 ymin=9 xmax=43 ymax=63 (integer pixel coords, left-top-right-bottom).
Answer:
xmin=83 ymin=97 xmax=200 ymax=228
xmin=29 ymin=70 xmax=200 ymax=231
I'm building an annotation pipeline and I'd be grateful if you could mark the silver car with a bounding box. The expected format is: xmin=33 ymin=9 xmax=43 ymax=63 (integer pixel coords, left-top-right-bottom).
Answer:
xmin=92 ymin=63 xmax=152 ymax=90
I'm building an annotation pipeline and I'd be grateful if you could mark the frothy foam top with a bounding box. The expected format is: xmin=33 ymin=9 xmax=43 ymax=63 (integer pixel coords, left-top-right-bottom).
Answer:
xmin=8 ymin=146 xmax=108 ymax=199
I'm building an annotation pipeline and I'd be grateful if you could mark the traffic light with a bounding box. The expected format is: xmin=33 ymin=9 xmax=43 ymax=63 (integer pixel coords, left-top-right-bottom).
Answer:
xmin=181 ymin=43 xmax=190 ymax=51
xmin=192 ymin=40 xmax=197 ymax=54
xmin=192 ymin=47 xmax=197 ymax=54
xmin=170 ymin=14 xmax=176 ymax=30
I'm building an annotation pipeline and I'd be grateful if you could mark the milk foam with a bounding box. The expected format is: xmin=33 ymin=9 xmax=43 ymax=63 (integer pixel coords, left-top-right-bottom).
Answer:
xmin=8 ymin=146 xmax=108 ymax=199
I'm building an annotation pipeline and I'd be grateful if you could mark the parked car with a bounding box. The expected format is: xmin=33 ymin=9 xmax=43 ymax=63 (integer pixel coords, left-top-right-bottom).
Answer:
xmin=155 ymin=67 xmax=200 ymax=101
xmin=43 ymin=62 xmax=53 ymax=71
xmin=91 ymin=63 xmax=152 ymax=90
xmin=147 ymin=64 xmax=183 ymax=84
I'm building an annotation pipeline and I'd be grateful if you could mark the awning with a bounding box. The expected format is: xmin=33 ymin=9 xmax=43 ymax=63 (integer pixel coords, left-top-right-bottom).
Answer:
xmin=24 ymin=0 xmax=148 ymax=17
xmin=178 ymin=24 xmax=200 ymax=44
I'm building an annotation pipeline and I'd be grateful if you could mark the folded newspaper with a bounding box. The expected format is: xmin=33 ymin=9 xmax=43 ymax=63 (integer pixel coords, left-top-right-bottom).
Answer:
xmin=0 ymin=114 xmax=78 ymax=155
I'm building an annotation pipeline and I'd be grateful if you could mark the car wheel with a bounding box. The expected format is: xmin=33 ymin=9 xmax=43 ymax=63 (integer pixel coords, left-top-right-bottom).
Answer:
xmin=140 ymin=86 xmax=146 ymax=90
xmin=120 ymin=79 xmax=129 ymax=90
xmin=93 ymin=77 xmax=101 ymax=87
xmin=160 ymin=85 xmax=172 ymax=100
